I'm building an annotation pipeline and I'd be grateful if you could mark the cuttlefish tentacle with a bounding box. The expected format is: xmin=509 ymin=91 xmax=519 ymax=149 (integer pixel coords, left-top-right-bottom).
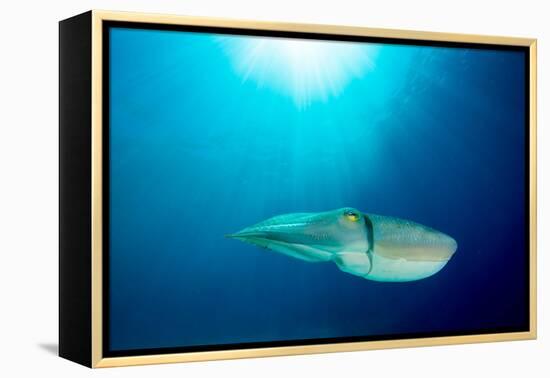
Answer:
xmin=227 ymin=207 xmax=457 ymax=282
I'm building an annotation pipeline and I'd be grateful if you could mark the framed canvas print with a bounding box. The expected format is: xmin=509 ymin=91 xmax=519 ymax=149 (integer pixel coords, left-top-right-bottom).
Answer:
xmin=59 ymin=10 xmax=537 ymax=368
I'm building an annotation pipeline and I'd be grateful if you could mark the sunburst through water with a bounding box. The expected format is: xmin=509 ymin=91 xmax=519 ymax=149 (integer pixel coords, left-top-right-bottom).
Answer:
xmin=219 ymin=36 xmax=379 ymax=108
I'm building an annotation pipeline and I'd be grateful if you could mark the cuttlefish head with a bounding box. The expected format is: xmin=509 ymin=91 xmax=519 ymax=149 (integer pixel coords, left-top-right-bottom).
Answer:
xmin=226 ymin=208 xmax=369 ymax=261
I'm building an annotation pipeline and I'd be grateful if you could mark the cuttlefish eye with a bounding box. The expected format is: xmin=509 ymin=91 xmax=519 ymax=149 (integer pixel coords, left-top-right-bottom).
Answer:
xmin=344 ymin=210 xmax=360 ymax=222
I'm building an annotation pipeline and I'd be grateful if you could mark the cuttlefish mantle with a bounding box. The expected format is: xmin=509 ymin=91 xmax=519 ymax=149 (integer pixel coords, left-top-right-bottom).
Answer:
xmin=227 ymin=208 xmax=457 ymax=282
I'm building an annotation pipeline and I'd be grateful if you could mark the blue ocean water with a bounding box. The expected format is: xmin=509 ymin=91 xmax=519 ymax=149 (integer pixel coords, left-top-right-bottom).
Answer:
xmin=108 ymin=27 xmax=527 ymax=352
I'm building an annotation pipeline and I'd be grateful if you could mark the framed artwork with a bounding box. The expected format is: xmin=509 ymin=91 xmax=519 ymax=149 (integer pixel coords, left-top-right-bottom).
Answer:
xmin=59 ymin=10 xmax=537 ymax=368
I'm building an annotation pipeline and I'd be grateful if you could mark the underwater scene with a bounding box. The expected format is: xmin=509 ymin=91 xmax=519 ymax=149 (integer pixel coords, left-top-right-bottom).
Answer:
xmin=108 ymin=26 xmax=528 ymax=352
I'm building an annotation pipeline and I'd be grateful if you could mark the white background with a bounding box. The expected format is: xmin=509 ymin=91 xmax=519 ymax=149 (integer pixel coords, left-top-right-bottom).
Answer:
xmin=0 ymin=0 xmax=547 ymax=376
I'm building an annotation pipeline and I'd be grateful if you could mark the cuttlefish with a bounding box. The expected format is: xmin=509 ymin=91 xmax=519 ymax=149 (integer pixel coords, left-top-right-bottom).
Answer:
xmin=227 ymin=208 xmax=457 ymax=282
